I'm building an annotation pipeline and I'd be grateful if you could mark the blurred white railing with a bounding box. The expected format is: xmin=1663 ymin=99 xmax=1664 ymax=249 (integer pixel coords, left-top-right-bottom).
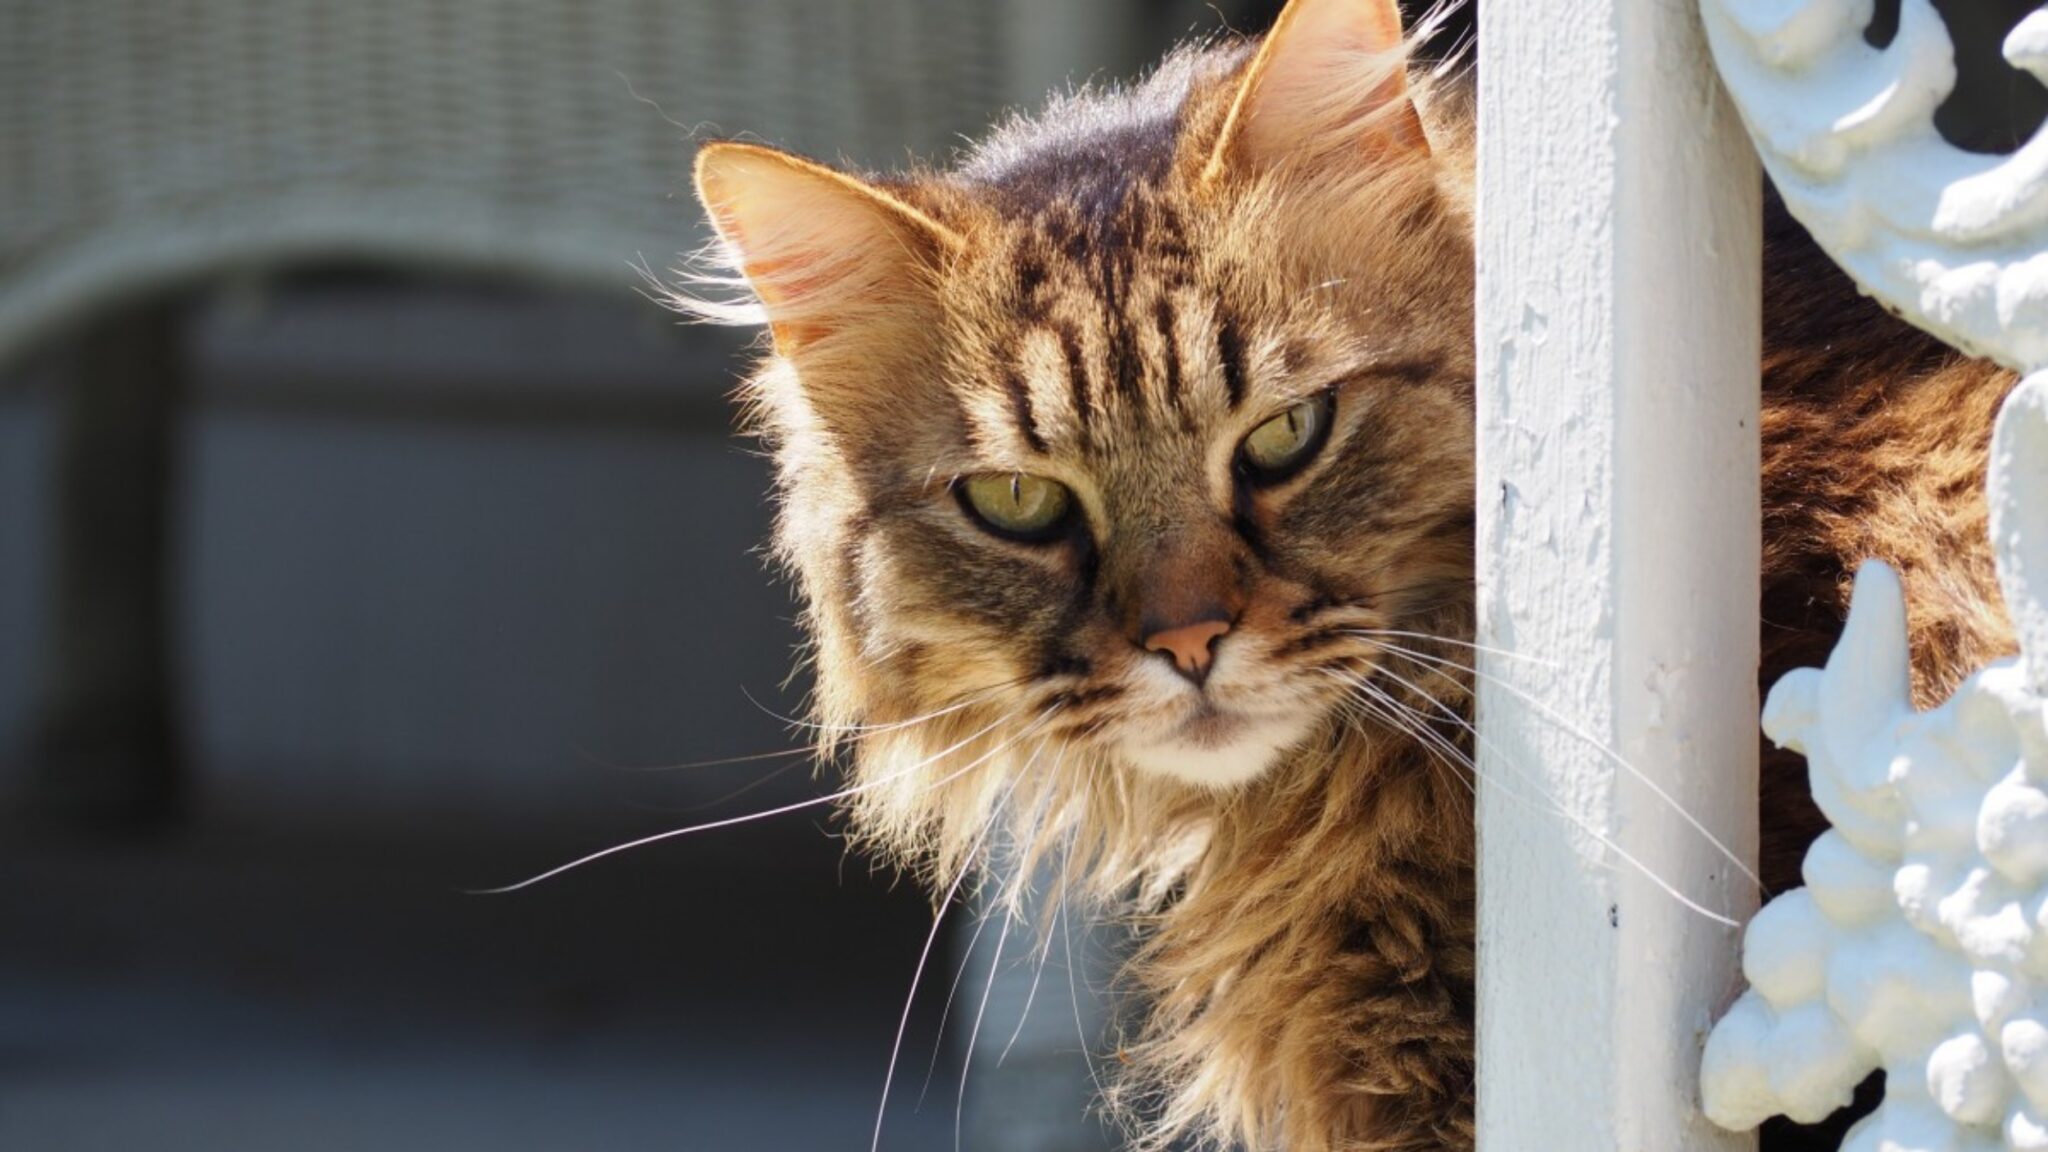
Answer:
xmin=0 ymin=0 xmax=1003 ymax=366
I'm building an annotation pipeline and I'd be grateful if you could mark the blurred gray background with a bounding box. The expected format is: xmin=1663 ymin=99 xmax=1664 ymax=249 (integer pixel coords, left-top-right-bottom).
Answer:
xmin=0 ymin=2 xmax=1324 ymax=1150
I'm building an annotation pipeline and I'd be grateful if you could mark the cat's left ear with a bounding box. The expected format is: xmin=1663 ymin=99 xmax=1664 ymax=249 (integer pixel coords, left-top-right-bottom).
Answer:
xmin=1200 ymin=0 xmax=1426 ymax=186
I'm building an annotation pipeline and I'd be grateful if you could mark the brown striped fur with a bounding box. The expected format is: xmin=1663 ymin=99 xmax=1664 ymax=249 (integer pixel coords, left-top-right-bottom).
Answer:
xmin=680 ymin=1 xmax=2016 ymax=1148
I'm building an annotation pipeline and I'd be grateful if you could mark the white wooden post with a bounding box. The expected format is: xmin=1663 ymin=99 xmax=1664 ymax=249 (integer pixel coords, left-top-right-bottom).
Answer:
xmin=1475 ymin=0 xmax=1762 ymax=1148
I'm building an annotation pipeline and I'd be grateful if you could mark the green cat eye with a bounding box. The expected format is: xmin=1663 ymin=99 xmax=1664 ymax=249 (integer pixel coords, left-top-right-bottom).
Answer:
xmin=959 ymin=472 xmax=1074 ymax=542
xmin=1239 ymin=393 xmax=1335 ymax=481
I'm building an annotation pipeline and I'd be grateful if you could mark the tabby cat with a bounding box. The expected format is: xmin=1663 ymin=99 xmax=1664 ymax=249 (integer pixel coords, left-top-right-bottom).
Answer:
xmin=682 ymin=0 xmax=2016 ymax=1148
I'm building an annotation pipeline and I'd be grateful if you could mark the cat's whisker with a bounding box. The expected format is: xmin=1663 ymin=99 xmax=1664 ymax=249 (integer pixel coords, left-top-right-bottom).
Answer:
xmin=741 ymin=678 xmax=1027 ymax=739
xmin=915 ymin=877 xmax=999 ymax=1112
xmin=598 ymin=681 xmax=1032 ymax=822
xmin=1353 ymin=670 xmax=1597 ymax=834
xmin=1355 ymin=637 xmax=1763 ymax=892
xmin=956 ymin=875 xmax=1017 ymax=1152
xmin=610 ymin=690 xmax=996 ymax=776
xmin=994 ymin=738 xmax=1077 ymax=1067
xmin=999 ymin=886 xmax=1059 ymax=1068
xmin=616 ymin=757 xmax=815 ymax=817
xmin=1337 ymin=666 xmax=1612 ymax=861
xmin=1339 ymin=690 xmax=1462 ymax=796
xmin=679 ymin=757 xmax=819 ymax=812
xmin=870 ymin=768 xmax=1018 ymax=1152
xmin=1341 ymin=626 xmax=1559 ymax=668
xmin=473 ymin=705 xmax=1057 ymax=894
xmin=913 ymin=738 xmax=1052 ymax=1111
xmin=1326 ymin=667 xmax=1741 ymax=927
xmin=591 ymin=744 xmax=814 ymax=774
xmin=1328 ymin=671 xmax=1480 ymax=804
xmin=1338 ymin=665 xmax=1545 ymax=814
xmin=1335 ymin=669 xmax=1691 ymax=925
xmin=1055 ymin=810 xmax=1111 ymax=1106
xmin=1335 ymin=668 xmax=1645 ymax=883
xmin=614 ymin=683 xmax=1042 ymax=819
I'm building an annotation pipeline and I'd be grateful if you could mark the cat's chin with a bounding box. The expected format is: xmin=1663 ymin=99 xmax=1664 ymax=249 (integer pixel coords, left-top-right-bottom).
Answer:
xmin=1117 ymin=709 xmax=1311 ymax=790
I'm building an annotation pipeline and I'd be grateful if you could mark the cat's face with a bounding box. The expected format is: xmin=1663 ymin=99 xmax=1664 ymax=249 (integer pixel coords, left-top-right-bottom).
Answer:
xmin=690 ymin=0 xmax=1473 ymax=799
xmin=828 ymin=188 xmax=1473 ymax=789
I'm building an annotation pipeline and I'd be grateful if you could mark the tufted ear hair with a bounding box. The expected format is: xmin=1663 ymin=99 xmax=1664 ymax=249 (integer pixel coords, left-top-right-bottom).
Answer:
xmin=693 ymin=141 xmax=964 ymax=354
xmin=1200 ymin=0 xmax=1427 ymax=187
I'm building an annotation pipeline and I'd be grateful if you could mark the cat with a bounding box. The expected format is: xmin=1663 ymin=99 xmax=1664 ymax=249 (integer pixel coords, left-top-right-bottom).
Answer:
xmin=679 ymin=0 xmax=2016 ymax=1148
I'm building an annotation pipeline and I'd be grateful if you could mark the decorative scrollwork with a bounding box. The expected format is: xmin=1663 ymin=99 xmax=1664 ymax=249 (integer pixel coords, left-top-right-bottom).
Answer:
xmin=1701 ymin=376 xmax=2048 ymax=1148
xmin=1702 ymin=0 xmax=2048 ymax=372
xmin=1699 ymin=1 xmax=2048 ymax=1146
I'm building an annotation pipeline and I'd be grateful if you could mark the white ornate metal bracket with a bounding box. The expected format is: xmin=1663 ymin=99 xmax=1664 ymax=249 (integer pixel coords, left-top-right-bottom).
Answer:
xmin=1703 ymin=0 xmax=2048 ymax=373
xmin=1699 ymin=0 xmax=2048 ymax=1146
xmin=1702 ymin=383 xmax=2048 ymax=1144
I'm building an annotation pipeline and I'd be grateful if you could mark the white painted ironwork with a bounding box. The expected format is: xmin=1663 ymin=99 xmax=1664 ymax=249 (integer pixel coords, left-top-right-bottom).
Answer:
xmin=1701 ymin=472 xmax=2048 ymax=1143
xmin=1701 ymin=0 xmax=2048 ymax=376
xmin=1697 ymin=0 xmax=2048 ymax=1147
xmin=1474 ymin=0 xmax=1761 ymax=1148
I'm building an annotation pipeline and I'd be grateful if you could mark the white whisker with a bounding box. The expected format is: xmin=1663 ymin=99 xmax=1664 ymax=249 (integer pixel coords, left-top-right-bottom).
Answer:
xmin=871 ymin=730 xmax=1050 ymax=1152
xmin=1335 ymin=679 xmax=1476 ymax=800
xmin=915 ymin=740 xmax=1055 ymax=1110
xmin=956 ymin=882 xmax=1016 ymax=1152
xmin=999 ymin=892 xmax=1061 ymax=1068
xmin=873 ymin=836 xmax=984 ymax=1152
xmin=1342 ymin=627 xmax=1559 ymax=668
xmin=916 ymin=899 xmax=996 ymax=1111
xmin=741 ymin=679 xmax=1022 ymax=738
xmin=666 ymin=756 xmax=812 ymax=813
xmin=596 ymin=744 xmax=814 ymax=774
xmin=1328 ymin=668 xmax=1740 ymax=928
xmin=1358 ymin=638 xmax=1762 ymax=892
xmin=474 ymin=706 xmax=1055 ymax=894
xmin=1047 ymin=746 xmax=1110 ymax=1104
xmin=996 ymin=738 xmax=1075 ymax=1068
xmin=1334 ymin=671 xmax=1484 ymax=807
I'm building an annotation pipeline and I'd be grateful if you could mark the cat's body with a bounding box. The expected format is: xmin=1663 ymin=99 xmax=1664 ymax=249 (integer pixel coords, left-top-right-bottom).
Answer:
xmin=684 ymin=2 xmax=2015 ymax=1149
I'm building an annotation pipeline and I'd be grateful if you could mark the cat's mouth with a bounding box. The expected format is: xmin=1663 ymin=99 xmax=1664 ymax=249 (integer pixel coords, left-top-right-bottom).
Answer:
xmin=1176 ymin=703 xmax=1249 ymax=743
xmin=1116 ymin=701 xmax=1314 ymax=790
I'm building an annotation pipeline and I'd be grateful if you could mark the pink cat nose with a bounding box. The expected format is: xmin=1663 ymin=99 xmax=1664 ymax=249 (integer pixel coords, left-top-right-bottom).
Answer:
xmin=1144 ymin=618 xmax=1233 ymax=684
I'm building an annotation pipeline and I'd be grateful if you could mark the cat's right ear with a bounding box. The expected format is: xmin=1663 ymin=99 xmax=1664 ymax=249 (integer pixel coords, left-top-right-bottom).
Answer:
xmin=693 ymin=142 xmax=963 ymax=354
xmin=1198 ymin=0 xmax=1425 ymax=188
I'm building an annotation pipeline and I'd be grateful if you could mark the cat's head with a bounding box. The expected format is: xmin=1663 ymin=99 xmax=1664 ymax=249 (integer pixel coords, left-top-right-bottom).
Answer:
xmin=685 ymin=0 xmax=1473 ymax=881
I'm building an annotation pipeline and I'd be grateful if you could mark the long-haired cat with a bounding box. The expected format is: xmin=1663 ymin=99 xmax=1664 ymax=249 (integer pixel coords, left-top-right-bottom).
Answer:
xmin=680 ymin=0 xmax=2016 ymax=1148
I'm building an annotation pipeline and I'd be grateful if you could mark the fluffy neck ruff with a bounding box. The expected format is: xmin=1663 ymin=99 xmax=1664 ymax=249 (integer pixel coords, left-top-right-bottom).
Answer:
xmin=839 ymin=613 xmax=1477 ymax=1152
xmin=1122 ymin=715 xmax=1476 ymax=1152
